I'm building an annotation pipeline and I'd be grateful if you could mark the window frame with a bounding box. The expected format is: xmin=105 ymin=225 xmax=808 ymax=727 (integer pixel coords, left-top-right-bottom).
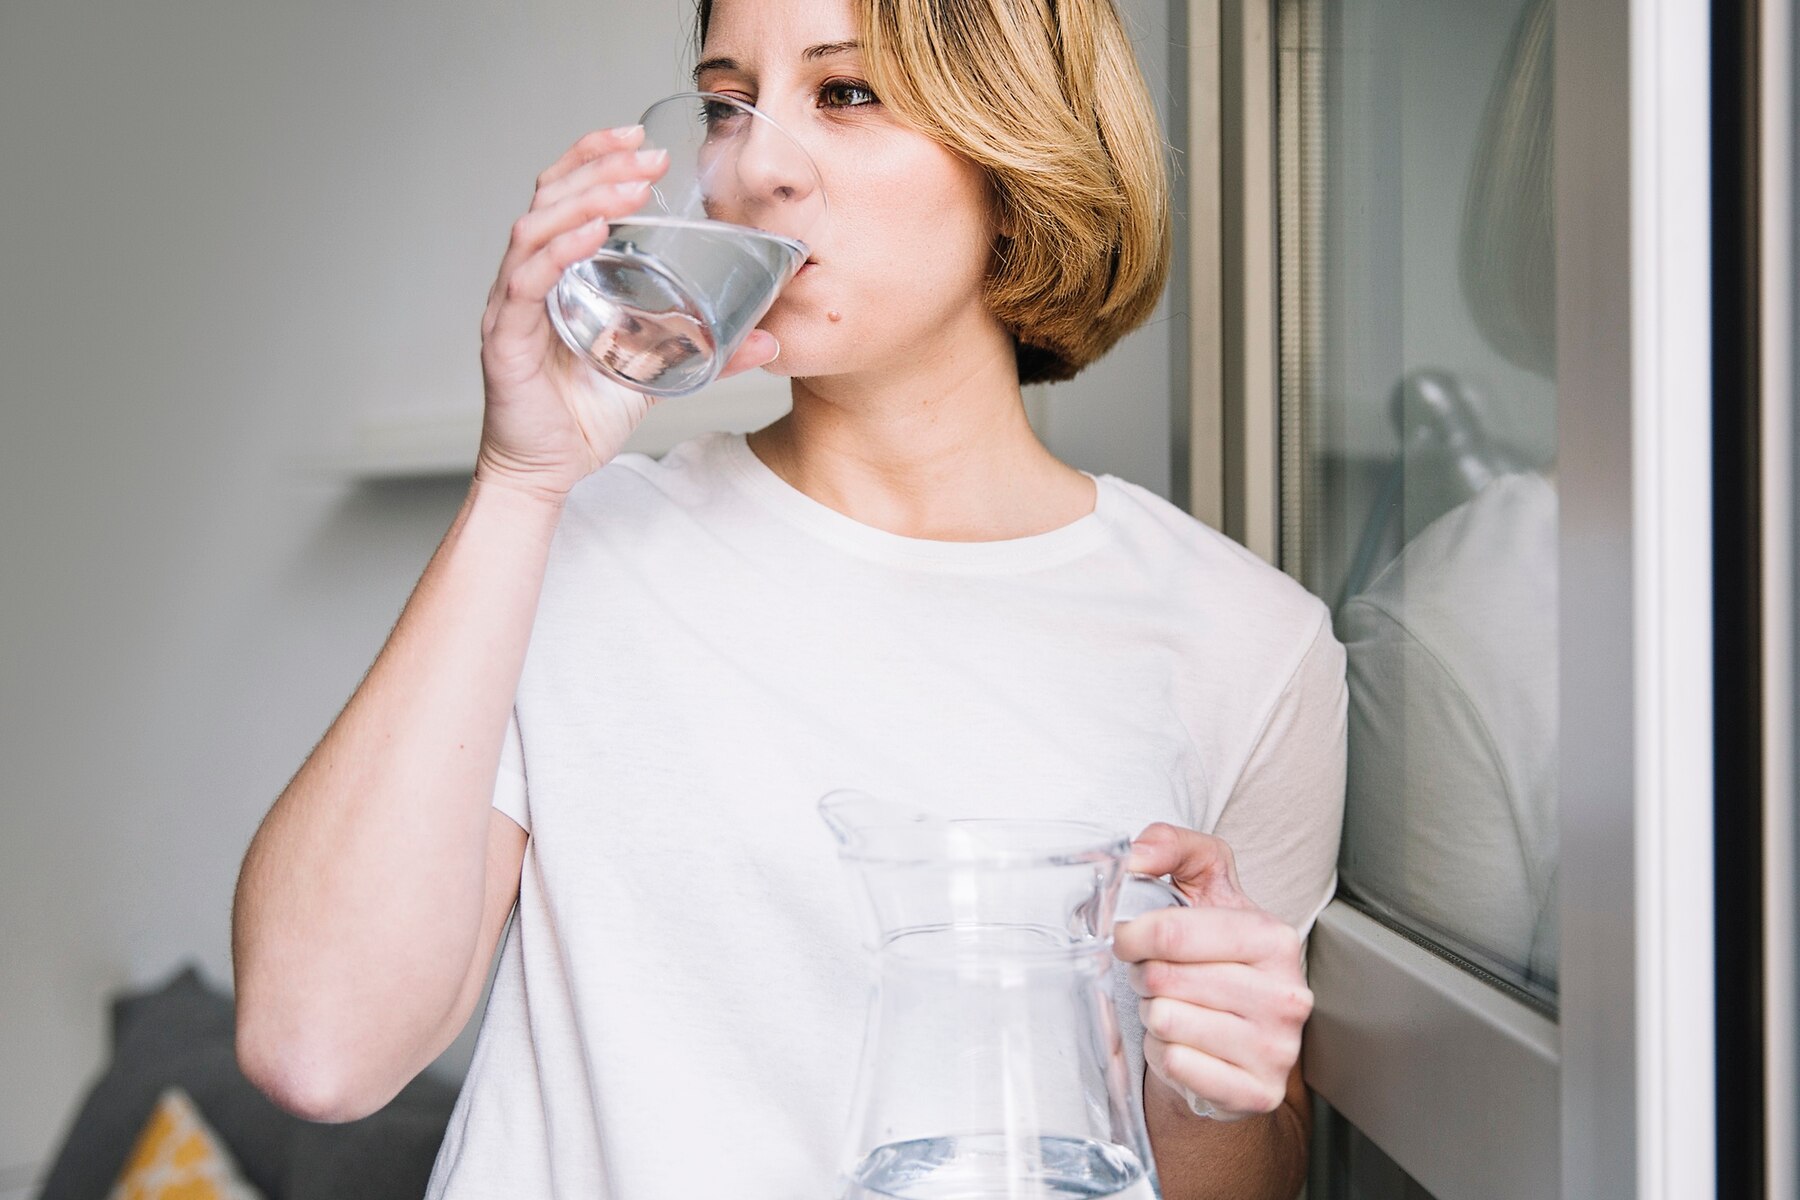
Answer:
xmin=1181 ymin=0 xmax=1721 ymax=1194
xmin=1760 ymin=0 xmax=1798 ymax=1188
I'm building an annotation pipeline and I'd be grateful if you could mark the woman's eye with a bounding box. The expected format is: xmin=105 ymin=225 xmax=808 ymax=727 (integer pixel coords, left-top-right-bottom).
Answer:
xmin=819 ymin=81 xmax=878 ymax=109
xmin=699 ymin=97 xmax=754 ymax=132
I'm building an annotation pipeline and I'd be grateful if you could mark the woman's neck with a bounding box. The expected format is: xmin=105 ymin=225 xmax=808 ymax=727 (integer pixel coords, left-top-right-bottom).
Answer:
xmin=746 ymin=322 xmax=1095 ymax=542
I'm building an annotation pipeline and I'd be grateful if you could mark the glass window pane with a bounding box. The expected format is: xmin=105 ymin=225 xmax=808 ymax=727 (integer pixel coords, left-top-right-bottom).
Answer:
xmin=1277 ymin=0 xmax=1559 ymax=1009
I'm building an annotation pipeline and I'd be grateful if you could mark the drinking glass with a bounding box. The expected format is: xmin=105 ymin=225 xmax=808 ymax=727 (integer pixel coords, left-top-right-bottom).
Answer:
xmin=546 ymin=91 xmax=827 ymax=397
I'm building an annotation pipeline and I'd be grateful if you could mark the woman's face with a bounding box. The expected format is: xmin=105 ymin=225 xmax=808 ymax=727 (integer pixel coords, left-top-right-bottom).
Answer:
xmin=696 ymin=0 xmax=1005 ymax=381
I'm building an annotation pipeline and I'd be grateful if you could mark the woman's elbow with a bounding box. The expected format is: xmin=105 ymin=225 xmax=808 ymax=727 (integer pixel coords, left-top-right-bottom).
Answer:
xmin=235 ymin=1012 xmax=390 ymax=1124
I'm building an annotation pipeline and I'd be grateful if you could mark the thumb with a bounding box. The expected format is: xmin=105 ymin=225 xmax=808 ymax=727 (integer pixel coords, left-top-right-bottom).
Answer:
xmin=717 ymin=330 xmax=781 ymax=380
xmin=1126 ymin=822 xmax=1254 ymax=910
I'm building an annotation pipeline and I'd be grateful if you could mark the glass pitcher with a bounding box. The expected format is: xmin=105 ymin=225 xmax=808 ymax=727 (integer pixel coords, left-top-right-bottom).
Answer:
xmin=819 ymin=791 xmax=1189 ymax=1199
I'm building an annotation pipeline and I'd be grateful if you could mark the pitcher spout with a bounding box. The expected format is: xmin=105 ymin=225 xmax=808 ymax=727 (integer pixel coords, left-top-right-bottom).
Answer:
xmin=817 ymin=789 xmax=942 ymax=855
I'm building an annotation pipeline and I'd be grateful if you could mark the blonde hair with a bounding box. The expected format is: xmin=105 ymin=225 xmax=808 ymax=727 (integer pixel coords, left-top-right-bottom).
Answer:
xmin=1459 ymin=0 xmax=1554 ymax=378
xmin=696 ymin=0 xmax=1172 ymax=384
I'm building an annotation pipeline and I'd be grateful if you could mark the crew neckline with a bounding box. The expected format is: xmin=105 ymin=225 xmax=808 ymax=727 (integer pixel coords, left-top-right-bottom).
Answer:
xmin=710 ymin=431 xmax=1113 ymax=573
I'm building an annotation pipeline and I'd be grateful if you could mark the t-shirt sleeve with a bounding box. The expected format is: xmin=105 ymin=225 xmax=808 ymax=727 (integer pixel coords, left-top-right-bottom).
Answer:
xmin=1115 ymin=611 xmax=1348 ymax=1105
xmin=492 ymin=707 xmax=530 ymax=834
xmin=1210 ymin=610 xmax=1348 ymax=942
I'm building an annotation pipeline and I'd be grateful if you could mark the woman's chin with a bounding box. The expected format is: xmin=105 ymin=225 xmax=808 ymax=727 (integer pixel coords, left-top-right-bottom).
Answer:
xmin=753 ymin=350 xmax=797 ymax=379
xmin=753 ymin=348 xmax=857 ymax=383
xmin=749 ymin=324 xmax=849 ymax=380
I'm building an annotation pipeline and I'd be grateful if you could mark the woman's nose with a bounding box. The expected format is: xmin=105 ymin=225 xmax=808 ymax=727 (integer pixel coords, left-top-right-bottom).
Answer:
xmin=715 ymin=117 xmax=823 ymax=239
xmin=741 ymin=120 xmax=806 ymax=199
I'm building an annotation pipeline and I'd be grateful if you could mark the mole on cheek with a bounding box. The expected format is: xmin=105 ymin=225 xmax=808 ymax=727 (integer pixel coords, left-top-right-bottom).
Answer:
xmin=827 ymin=309 xmax=843 ymax=322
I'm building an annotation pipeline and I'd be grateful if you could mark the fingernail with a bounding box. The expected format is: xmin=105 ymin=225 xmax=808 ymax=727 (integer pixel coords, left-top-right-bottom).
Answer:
xmin=764 ymin=334 xmax=780 ymax=361
xmin=609 ymin=123 xmax=644 ymax=138
xmin=635 ymin=148 xmax=669 ymax=168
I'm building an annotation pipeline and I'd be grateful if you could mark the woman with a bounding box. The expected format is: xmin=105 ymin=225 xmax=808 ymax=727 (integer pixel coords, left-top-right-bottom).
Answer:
xmin=231 ymin=0 xmax=1345 ymax=1197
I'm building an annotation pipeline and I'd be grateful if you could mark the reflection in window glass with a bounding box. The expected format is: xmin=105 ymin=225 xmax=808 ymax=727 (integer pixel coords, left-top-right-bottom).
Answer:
xmin=1278 ymin=0 xmax=1559 ymax=1009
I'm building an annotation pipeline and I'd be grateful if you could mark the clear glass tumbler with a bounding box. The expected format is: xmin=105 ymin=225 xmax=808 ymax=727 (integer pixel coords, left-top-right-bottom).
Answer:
xmin=545 ymin=91 xmax=827 ymax=397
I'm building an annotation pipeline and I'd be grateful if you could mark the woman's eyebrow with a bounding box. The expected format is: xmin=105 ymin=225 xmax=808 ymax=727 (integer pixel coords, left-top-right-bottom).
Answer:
xmin=692 ymin=40 xmax=862 ymax=83
xmin=692 ymin=55 xmax=736 ymax=81
xmin=802 ymin=40 xmax=861 ymax=61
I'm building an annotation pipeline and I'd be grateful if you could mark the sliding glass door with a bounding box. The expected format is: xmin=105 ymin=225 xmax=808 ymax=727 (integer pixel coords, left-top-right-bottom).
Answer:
xmin=1180 ymin=0 xmax=1762 ymax=1194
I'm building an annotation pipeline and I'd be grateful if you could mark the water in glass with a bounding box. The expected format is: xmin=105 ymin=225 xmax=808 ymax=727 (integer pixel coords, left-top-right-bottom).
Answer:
xmin=547 ymin=215 xmax=805 ymax=396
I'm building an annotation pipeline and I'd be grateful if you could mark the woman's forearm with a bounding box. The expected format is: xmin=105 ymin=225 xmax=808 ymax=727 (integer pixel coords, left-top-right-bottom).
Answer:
xmin=231 ymin=477 xmax=563 ymax=1116
xmin=1146 ymin=1061 xmax=1311 ymax=1200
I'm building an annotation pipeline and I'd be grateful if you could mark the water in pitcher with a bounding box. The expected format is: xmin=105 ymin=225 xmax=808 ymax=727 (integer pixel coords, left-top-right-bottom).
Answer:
xmin=844 ymin=1134 xmax=1159 ymax=1200
xmin=547 ymin=215 xmax=805 ymax=396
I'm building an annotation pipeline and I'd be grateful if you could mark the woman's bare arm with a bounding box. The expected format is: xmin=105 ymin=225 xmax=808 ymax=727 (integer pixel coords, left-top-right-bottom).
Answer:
xmin=232 ymin=481 xmax=556 ymax=1122
xmin=230 ymin=124 xmax=776 ymax=1125
xmin=1147 ymin=1056 xmax=1311 ymax=1200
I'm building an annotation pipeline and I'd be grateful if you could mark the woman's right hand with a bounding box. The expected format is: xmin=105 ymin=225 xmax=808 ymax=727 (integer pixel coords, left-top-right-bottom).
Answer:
xmin=474 ymin=126 xmax=782 ymax=501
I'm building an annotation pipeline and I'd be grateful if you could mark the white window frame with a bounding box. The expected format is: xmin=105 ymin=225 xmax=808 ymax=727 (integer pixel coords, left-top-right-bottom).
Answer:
xmin=1181 ymin=0 xmax=1720 ymax=1194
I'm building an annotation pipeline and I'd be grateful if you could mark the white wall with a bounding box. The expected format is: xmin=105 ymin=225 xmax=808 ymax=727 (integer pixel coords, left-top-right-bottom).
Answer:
xmin=0 ymin=0 xmax=1176 ymax=1183
xmin=1038 ymin=0 xmax=1179 ymax=498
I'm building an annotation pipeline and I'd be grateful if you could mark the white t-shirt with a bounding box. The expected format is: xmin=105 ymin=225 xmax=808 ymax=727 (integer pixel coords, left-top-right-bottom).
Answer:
xmin=425 ymin=431 xmax=1346 ymax=1200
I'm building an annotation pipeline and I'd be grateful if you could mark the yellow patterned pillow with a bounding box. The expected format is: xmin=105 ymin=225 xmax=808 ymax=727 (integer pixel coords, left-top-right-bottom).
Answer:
xmin=107 ymin=1087 xmax=264 ymax=1200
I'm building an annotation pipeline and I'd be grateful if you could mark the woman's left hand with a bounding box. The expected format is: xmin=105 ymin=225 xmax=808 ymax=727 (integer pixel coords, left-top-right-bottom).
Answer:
xmin=1111 ymin=822 xmax=1314 ymax=1122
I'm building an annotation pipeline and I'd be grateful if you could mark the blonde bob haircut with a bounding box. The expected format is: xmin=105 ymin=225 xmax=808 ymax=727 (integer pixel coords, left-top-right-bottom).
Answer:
xmin=695 ymin=0 xmax=1172 ymax=385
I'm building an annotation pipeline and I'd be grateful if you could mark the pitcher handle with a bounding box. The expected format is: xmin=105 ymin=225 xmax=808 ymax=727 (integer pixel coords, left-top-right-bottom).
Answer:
xmin=1115 ymin=872 xmax=1191 ymax=924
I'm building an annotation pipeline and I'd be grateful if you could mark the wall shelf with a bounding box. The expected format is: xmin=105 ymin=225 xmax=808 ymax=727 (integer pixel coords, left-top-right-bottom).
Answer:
xmin=308 ymin=369 xmax=794 ymax=480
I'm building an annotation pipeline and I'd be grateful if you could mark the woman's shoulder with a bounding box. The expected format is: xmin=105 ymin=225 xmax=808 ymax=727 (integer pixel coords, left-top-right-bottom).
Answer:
xmin=522 ymin=433 xmax=752 ymax=585
xmin=558 ymin=432 xmax=740 ymax=523
xmin=1096 ymin=473 xmax=1329 ymax=639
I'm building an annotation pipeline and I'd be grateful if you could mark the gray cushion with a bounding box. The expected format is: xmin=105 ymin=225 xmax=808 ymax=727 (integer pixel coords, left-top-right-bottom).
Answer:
xmin=284 ymin=1095 xmax=455 ymax=1200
